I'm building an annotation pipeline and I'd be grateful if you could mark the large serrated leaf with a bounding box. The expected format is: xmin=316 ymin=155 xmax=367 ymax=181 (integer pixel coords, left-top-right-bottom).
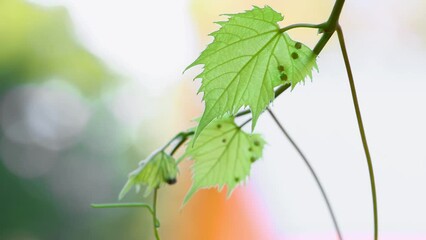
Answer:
xmin=187 ymin=6 xmax=317 ymax=142
xmin=183 ymin=118 xmax=265 ymax=204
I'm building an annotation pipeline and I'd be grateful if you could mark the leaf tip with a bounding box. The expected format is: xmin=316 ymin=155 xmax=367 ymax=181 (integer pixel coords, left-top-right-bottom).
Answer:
xmin=118 ymin=180 xmax=132 ymax=200
xmin=182 ymin=186 xmax=198 ymax=206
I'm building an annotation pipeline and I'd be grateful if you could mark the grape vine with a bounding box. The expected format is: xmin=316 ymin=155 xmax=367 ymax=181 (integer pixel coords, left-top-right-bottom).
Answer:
xmin=93 ymin=1 xmax=378 ymax=240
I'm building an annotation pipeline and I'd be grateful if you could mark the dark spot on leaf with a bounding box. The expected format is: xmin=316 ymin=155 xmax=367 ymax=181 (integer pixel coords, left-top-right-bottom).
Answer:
xmin=278 ymin=65 xmax=285 ymax=72
xmin=295 ymin=42 xmax=302 ymax=49
xmin=248 ymin=147 xmax=253 ymax=152
xmin=217 ymin=124 xmax=222 ymax=129
xmin=291 ymin=52 xmax=299 ymax=59
xmin=166 ymin=178 xmax=177 ymax=185
xmin=254 ymin=140 xmax=260 ymax=146
xmin=235 ymin=177 xmax=240 ymax=182
xmin=280 ymin=73 xmax=288 ymax=81
xmin=250 ymin=156 xmax=256 ymax=163
xmin=222 ymin=138 xmax=227 ymax=143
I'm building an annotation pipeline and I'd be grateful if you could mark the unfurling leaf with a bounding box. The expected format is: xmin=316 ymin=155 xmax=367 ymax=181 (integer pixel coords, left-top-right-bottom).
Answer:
xmin=119 ymin=150 xmax=178 ymax=200
xmin=186 ymin=6 xmax=317 ymax=141
xmin=184 ymin=118 xmax=265 ymax=204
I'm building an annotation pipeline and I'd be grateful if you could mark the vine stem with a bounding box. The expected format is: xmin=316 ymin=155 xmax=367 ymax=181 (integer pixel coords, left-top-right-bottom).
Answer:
xmin=336 ymin=25 xmax=378 ymax=240
xmin=153 ymin=188 xmax=161 ymax=240
xmin=314 ymin=0 xmax=345 ymax=54
xmin=170 ymin=131 xmax=194 ymax=156
xmin=267 ymin=108 xmax=343 ymax=240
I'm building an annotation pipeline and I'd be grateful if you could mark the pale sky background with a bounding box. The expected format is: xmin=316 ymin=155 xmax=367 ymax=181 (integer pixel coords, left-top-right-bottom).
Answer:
xmin=30 ymin=0 xmax=426 ymax=239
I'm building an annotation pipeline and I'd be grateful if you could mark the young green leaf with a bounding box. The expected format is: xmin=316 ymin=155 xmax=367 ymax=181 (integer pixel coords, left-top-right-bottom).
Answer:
xmin=184 ymin=118 xmax=265 ymax=204
xmin=119 ymin=150 xmax=178 ymax=200
xmin=187 ymin=6 xmax=317 ymax=141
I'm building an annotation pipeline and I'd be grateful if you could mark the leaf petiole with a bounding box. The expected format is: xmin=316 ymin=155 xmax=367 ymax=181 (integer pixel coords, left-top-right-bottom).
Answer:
xmin=279 ymin=22 xmax=326 ymax=33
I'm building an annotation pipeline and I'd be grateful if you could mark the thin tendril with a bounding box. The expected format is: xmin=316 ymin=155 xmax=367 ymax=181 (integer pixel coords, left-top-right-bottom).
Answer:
xmin=267 ymin=108 xmax=343 ymax=240
xmin=91 ymin=203 xmax=161 ymax=232
xmin=91 ymin=203 xmax=154 ymax=214
xmin=239 ymin=118 xmax=252 ymax=128
xmin=336 ymin=25 xmax=378 ymax=240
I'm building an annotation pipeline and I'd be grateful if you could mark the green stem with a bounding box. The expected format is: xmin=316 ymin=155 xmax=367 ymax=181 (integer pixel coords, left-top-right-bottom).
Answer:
xmin=313 ymin=0 xmax=345 ymax=54
xmin=170 ymin=131 xmax=194 ymax=156
xmin=267 ymin=109 xmax=343 ymax=240
xmin=279 ymin=23 xmax=325 ymax=33
xmin=327 ymin=0 xmax=345 ymax=29
xmin=162 ymin=132 xmax=187 ymax=151
xmin=153 ymin=189 xmax=161 ymax=240
xmin=336 ymin=25 xmax=378 ymax=240
xmin=235 ymin=84 xmax=291 ymax=118
xmin=239 ymin=118 xmax=252 ymax=128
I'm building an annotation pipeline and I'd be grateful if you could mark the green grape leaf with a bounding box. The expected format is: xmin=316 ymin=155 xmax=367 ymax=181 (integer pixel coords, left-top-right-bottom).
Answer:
xmin=119 ymin=150 xmax=178 ymax=200
xmin=184 ymin=118 xmax=265 ymax=204
xmin=186 ymin=6 xmax=317 ymax=141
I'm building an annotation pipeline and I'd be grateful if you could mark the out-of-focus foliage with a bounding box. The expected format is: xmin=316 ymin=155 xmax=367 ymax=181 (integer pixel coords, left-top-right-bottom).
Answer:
xmin=0 ymin=0 xmax=114 ymax=95
xmin=0 ymin=1 xmax=154 ymax=239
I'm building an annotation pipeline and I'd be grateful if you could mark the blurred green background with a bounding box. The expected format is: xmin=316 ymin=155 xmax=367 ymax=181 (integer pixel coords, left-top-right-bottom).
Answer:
xmin=0 ymin=1 xmax=156 ymax=239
